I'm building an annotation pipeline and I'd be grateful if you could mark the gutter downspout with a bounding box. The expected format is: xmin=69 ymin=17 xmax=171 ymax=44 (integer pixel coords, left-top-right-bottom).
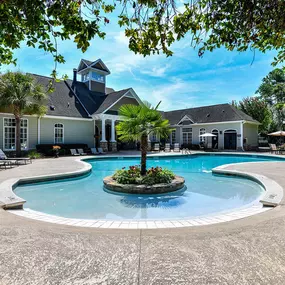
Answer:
xmin=37 ymin=117 xmax=41 ymax=145
xmin=240 ymin=121 xmax=245 ymax=151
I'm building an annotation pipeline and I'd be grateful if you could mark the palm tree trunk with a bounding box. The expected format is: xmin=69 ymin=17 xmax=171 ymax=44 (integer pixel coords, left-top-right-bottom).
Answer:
xmin=15 ymin=115 xmax=21 ymax=157
xmin=140 ymin=133 xmax=148 ymax=175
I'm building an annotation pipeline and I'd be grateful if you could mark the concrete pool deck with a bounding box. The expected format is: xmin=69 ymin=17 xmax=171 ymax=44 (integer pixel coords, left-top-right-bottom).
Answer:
xmin=1 ymin=152 xmax=285 ymax=284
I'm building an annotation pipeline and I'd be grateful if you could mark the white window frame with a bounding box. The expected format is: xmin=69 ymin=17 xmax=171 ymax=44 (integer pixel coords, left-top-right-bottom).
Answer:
xmin=199 ymin=128 xmax=206 ymax=142
xmin=182 ymin=127 xmax=192 ymax=145
xmin=54 ymin=123 xmax=64 ymax=144
xmin=3 ymin=117 xmax=29 ymax=151
xmin=91 ymin=72 xmax=105 ymax=83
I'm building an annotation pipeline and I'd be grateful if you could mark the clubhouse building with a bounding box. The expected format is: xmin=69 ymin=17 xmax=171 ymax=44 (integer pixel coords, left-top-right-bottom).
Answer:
xmin=0 ymin=59 xmax=260 ymax=152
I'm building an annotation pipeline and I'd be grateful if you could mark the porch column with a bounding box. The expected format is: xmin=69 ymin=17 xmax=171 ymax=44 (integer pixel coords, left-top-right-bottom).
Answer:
xmin=110 ymin=119 xmax=116 ymax=142
xmin=101 ymin=119 xmax=106 ymax=142
xmin=100 ymin=118 xmax=108 ymax=152
xmin=110 ymin=119 xmax=117 ymax=152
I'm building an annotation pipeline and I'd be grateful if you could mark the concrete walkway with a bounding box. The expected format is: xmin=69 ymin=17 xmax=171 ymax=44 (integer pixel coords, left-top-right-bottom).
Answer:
xmin=1 ymin=154 xmax=285 ymax=284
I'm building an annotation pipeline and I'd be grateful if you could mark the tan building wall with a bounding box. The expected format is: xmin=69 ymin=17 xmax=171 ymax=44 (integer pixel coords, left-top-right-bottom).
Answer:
xmin=0 ymin=114 xmax=39 ymax=151
xmin=39 ymin=117 xmax=94 ymax=147
xmin=173 ymin=121 xmax=244 ymax=149
xmin=109 ymin=97 xmax=139 ymax=111
xmin=243 ymin=123 xmax=259 ymax=147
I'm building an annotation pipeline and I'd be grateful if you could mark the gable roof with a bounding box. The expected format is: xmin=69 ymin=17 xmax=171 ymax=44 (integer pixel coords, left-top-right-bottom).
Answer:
xmin=30 ymin=74 xmax=91 ymax=119
xmin=94 ymin=88 xmax=131 ymax=114
xmin=162 ymin=103 xmax=259 ymax=125
xmin=77 ymin=59 xmax=110 ymax=74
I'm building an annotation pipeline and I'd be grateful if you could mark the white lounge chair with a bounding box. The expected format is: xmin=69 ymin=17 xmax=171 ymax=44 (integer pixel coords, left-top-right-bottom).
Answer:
xmin=77 ymin=148 xmax=87 ymax=155
xmin=91 ymin=148 xmax=99 ymax=155
xmin=0 ymin=149 xmax=31 ymax=165
xmin=173 ymin=143 xmax=180 ymax=152
xmin=97 ymin=147 xmax=106 ymax=154
xmin=164 ymin=143 xmax=171 ymax=152
xmin=153 ymin=143 xmax=160 ymax=151
xmin=70 ymin=149 xmax=80 ymax=156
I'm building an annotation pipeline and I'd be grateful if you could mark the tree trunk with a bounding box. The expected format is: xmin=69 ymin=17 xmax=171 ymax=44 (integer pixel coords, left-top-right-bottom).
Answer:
xmin=140 ymin=133 xmax=148 ymax=176
xmin=15 ymin=115 xmax=21 ymax=157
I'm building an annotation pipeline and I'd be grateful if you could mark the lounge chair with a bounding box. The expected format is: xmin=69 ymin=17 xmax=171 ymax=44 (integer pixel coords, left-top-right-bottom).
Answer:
xmin=70 ymin=149 xmax=80 ymax=156
xmin=91 ymin=148 xmax=99 ymax=155
xmin=0 ymin=161 xmax=14 ymax=169
xmin=77 ymin=148 xmax=87 ymax=155
xmin=97 ymin=147 xmax=106 ymax=154
xmin=153 ymin=143 xmax=160 ymax=151
xmin=270 ymin=144 xmax=281 ymax=154
xmin=164 ymin=143 xmax=171 ymax=152
xmin=0 ymin=149 xmax=31 ymax=165
xmin=182 ymin=148 xmax=191 ymax=154
xmin=173 ymin=143 xmax=180 ymax=152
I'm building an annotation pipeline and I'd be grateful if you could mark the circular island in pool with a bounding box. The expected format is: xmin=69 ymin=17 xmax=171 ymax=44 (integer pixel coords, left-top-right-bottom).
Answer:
xmin=103 ymin=174 xmax=185 ymax=194
xmin=13 ymin=154 xmax=284 ymax=227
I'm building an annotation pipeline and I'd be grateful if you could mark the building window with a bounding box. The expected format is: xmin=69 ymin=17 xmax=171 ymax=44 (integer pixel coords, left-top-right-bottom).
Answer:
xmin=92 ymin=72 xmax=105 ymax=83
xmin=199 ymin=128 xmax=206 ymax=142
xmin=182 ymin=127 xmax=192 ymax=144
xmin=82 ymin=73 xmax=89 ymax=81
xmin=171 ymin=130 xmax=176 ymax=144
xmin=4 ymin=118 xmax=28 ymax=150
xmin=54 ymin=123 xmax=64 ymax=144
xmin=151 ymin=133 xmax=157 ymax=142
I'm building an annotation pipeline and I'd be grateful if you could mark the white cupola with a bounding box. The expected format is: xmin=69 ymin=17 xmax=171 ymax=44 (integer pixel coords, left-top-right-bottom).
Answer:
xmin=76 ymin=59 xmax=111 ymax=93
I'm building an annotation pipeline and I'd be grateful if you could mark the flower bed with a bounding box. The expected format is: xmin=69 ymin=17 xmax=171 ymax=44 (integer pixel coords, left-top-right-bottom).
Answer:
xmin=103 ymin=166 xmax=185 ymax=194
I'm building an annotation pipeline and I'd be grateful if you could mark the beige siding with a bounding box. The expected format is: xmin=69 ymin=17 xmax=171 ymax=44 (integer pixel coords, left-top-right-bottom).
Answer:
xmin=109 ymin=97 xmax=139 ymax=111
xmin=0 ymin=114 xmax=38 ymax=151
xmin=40 ymin=118 xmax=94 ymax=147
xmin=174 ymin=122 xmax=243 ymax=149
xmin=243 ymin=123 xmax=258 ymax=147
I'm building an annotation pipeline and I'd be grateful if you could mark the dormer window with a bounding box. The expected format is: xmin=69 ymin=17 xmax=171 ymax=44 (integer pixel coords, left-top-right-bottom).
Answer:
xmin=92 ymin=72 xmax=105 ymax=83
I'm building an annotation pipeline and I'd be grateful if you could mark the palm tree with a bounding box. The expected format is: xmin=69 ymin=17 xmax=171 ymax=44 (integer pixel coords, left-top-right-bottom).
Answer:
xmin=0 ymin=71 xmax=47 ymax=156
xmin=116 ymin=102 xmax=172 ymax=175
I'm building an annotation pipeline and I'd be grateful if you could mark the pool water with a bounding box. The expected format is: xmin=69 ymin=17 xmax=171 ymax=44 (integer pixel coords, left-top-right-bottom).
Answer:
xmin=15 ymin=155 xmax=280 ymax=220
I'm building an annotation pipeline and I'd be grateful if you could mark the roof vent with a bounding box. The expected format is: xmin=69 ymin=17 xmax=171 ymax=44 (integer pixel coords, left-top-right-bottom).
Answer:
xmin=67 ymin=102 xmax=70 ymax=108
xmin=50 ymin=105 xmax=55 ymax=111
xmin=206 ymin=113 xmax=210 ymax=117
xmin=222 ymin=110 xmax=225 ymax=113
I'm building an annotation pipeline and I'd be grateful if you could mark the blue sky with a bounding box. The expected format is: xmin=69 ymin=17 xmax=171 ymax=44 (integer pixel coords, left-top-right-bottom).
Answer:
xmin=0 ymin=9 xmax=277 ymax=111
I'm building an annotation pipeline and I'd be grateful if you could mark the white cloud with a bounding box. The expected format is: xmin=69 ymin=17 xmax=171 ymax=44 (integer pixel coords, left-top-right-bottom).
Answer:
xmin=141 ymin=64 xmax=170 ymax=77
xmin=114 ymin=31 xmax=129 ymax=46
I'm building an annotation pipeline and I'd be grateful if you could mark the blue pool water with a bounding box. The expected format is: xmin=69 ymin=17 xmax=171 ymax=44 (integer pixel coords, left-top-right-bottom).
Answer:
xmin=15 ymin=154 xmax=281 ymax=220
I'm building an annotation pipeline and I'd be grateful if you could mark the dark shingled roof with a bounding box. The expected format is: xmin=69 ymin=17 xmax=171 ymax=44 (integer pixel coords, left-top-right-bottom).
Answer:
xmin=79 ymin=59 xmax=110 ymax=73
xmin=29 ymin=73 xmax=131 ymax=119
xmin=162 ymin=103 xmax=259 ymax=125
xmin=94 ymin=88 xmax=131 ymax=114
xmin=30 ymin=74 xmax=91 ymax=119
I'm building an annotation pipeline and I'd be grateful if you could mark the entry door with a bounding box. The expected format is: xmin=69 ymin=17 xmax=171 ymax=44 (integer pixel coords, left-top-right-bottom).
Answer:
xmin=224 ymin=133 xmax=237 ymax=150
xmin=212 ymin=130 xmax=219 ymax=149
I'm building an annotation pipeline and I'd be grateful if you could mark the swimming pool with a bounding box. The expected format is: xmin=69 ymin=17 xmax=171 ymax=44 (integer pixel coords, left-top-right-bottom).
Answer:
xmin=14 ymin=154 xmax=282 ymax=221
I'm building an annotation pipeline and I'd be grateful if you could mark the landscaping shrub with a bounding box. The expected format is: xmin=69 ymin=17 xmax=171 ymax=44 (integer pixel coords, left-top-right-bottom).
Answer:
xmin=27 ymin=150 xmax=43 ymax=159
xmin=113 ymin=166 xmax=175 ymax=185
xmin=36 ymin=144 xmax=88 ymax=156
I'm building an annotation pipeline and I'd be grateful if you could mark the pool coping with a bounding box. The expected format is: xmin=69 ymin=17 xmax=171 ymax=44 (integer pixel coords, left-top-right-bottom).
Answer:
xmin=1 ymin=152 xmax=285 ymax=229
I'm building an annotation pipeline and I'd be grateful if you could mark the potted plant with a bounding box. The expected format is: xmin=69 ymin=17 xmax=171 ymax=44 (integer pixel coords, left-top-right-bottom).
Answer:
xmin=53 ymin=145 xmax=61 ymax=158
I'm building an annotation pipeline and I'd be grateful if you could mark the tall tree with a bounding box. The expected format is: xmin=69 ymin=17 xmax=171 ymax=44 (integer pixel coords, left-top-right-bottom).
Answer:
xmin=256 ymin=68 xmax=285 ymax=130
xmin=235 ymin=97 xmax=273 ymax=133
xmin=0 ymin=0 xmax=284 ymax=73
xmin=116 ymin=102 xmax=171 ymax=175
xmin=0 ymin=72 xmax=47 ymax=156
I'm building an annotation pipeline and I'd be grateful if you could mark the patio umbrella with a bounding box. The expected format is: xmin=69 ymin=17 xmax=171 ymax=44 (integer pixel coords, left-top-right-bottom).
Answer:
xmin=268 ymin=131 xmax=285 ymax=136
xmin=199 ymin=133 xmax=216 ymax=149
xmin=268 ymin=131 xmax=285 ymax=145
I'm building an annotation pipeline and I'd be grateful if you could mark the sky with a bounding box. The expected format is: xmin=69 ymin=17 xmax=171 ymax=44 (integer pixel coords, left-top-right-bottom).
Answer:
xmin=0 ymin=8 xmax=278 ymax=111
